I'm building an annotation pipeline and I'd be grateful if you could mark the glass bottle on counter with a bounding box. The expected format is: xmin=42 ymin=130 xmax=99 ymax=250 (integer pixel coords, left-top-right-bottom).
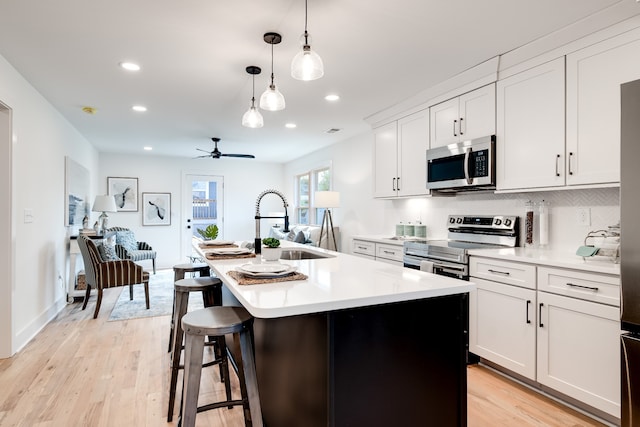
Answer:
xmin=525 ymin=200 xmax=534 ymax=247
xmin=538 ymin=200 xmax=549 ymax=247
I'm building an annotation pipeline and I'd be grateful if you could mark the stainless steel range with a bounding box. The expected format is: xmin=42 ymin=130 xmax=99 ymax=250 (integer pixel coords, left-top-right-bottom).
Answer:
xmin=403 ymin=215 xmax=520 ymax=280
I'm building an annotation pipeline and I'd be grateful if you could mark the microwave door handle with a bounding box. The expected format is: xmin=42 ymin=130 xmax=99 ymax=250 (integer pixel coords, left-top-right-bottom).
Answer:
xmin=464 ymin=147 xmax=472 ymax=184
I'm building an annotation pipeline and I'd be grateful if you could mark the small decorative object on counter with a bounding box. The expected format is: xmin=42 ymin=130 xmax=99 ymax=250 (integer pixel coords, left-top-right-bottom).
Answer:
xmin=82 ymin=215 xmax=89 ymax=229
xmin=524 ymin=200 xmax=534 ymax=247
xmin=404 ymin=223 xmax=415 ymax=237
xmin=261 ymin=237 xmax=282 ymax=261
xmin=395 ymin=223 xmax=404 ymax=237
xmin=93 ymin=221 xmax=100 ymax=234
xmin=537 ymin=200 xmax=549 ymax=247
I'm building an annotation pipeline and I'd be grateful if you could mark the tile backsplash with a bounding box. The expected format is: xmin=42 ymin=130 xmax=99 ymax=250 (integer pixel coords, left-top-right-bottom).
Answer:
xmin=389 ymin=187 xmax=620 ymax=253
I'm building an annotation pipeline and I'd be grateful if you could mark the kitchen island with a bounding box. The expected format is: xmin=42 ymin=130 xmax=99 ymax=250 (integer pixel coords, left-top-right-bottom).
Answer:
xmin=195 ymin=241 xmax=475 ymax=427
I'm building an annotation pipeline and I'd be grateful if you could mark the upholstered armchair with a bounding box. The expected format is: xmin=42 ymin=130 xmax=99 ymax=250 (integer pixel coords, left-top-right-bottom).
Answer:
xmin=107 ymin=226 xmax=157 ymax=274
xmin=77 ymin=235 xmax=150 ymax=319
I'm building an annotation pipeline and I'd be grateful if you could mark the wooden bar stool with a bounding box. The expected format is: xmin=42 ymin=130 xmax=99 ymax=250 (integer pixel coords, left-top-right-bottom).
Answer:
xmin=168 ymin=263 xmax=211 ymax=352
xmin=180 ymin=306 xmax=263 ymax=427
xmin=167 ymin=276 xmax=224 ymax=422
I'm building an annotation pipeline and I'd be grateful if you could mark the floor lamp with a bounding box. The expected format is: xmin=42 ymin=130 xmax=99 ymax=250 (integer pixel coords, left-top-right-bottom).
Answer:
xmin=315 ymin=191 xmax=340 ymax=251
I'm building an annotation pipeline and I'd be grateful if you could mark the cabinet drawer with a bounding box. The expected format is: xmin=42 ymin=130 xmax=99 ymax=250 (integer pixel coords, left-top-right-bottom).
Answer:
xmin=470 ymin=257 xmax=536 ymax=289
xmin=376 ymin=244 xmax=404 ymax=262
xmin=538 ymin=267 xmax=620 ymax=307
xmin=352 ymin=240 xmax=375 ymax=257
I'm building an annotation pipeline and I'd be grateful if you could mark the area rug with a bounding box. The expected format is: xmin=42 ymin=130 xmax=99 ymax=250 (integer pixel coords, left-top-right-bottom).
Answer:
xmin=108 ymin=269 xmax=204 ymax=321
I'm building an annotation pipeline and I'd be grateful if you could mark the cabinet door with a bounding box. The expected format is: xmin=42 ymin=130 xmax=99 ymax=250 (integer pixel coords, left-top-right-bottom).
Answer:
xmin=459 ymin=84 xmax=496 ymax=141
xmin=469 ymin=278 xmax=537 ymax=379
xmin=373 ymin=122 xmax=398 ymax=198
xmin=430 ymin=97 xmax=459 ymax=148
xmin=496 ymin=58 xmax=566 ymax=190
xmin=537 ymin=291 xmax=620 ymax=417
xmin=566 ymin=31 xmax=640 ymax=186
xmin=397 ymin=110 xmax=429 ymax=197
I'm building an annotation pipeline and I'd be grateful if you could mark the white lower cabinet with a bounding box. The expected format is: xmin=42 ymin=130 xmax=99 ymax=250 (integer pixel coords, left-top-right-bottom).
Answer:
xmin=537 ymin=291 xmax=620 ymax=417
xmin=469 ymin=278 xmax=536 ymax=379
xmin=352 ymin=239 xmax=403 ymax=266
xmin=469 ymin=256 xmax=621 ymax=418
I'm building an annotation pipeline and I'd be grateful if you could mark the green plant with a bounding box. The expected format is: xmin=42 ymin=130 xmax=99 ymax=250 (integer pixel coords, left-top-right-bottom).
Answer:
xmin=262 ymin=237 xmax=281 ymax=248
xmin=196 ymin=224 xmax=219 ymax=240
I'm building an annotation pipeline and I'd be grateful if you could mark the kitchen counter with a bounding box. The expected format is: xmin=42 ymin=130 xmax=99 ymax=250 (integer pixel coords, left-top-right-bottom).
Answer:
xmin=195 ymin=240 xmax=474 ymax=319
xmin=468 ymin=247 xmax=620 ymax=275
xmin=351 ymin=234 xmax=408 ymax=245
xmin=195 ymin=240 xmax=472 ymax=427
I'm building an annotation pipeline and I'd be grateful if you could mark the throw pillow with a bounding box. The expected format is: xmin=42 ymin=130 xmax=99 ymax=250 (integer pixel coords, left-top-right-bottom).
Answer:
xmin=269 ymin=227 xmax=287 ymax=240
xmin=97 ymin=242 xmax=119 ymax=261
xmin=116 ymin=230 xmax=138 ymax=253
xmin=293 ymin=231 xmax=306 ymax=244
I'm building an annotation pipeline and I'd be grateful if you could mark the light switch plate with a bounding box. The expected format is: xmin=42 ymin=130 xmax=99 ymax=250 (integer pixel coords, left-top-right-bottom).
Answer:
xmin=577 ymin=207 xmax=591 ymax=226
xmin=23 ymin=208 xmax=33 ymax=223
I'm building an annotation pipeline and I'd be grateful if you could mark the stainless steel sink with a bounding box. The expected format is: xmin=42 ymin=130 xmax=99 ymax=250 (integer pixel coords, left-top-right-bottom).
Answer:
xmin=279 ymin=248 xmax=335 ymax=260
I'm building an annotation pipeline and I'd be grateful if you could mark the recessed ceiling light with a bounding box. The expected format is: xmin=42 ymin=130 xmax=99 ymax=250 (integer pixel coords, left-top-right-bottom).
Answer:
xmin=119 ymin=62 xmax=141 ymax=71
xmin=132 ymin=105 xmax=147 ymax=112
xmin=143 ymin=146 xmax=153 ymax=151
xmin=285 ymin=123 xmax=297 ymax=129
xmin=325 ymin=94 xmax=340 ymax=101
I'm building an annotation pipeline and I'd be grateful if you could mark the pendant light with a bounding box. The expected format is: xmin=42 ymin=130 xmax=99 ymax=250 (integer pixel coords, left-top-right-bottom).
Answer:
xmin=259 ymin=32 xmax=286 ymax=111
xmin=242 ymin=66 xmax=264 ymax=128
xmin=291 ymin=0 xmax=324 ymax=81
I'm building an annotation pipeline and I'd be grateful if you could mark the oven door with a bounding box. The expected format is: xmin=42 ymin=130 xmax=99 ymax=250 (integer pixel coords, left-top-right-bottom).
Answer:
xmin=404 ymin=254 xmax=468 ymax=280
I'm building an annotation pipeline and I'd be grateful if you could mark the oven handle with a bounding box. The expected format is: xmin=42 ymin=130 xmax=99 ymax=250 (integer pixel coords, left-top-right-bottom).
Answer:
xmin=464 ymin=147 xmax=472 ymax=185
xmin=405 ymin=251 xmax=463 ymax=264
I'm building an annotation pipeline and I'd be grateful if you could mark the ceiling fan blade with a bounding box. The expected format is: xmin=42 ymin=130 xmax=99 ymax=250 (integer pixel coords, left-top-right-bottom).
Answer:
xmin=196 ymin=148 xmax=211 ymax=153
xmin=221 ymin=153 xmax=255 ymax=158
xmin=193 ymin=154 xmax=212 ymax=158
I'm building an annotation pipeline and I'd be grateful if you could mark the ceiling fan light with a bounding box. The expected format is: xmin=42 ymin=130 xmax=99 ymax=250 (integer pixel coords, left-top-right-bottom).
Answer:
xmin=291 ymin=44 xmax=324 ymax=81
xmin=242 ymin=105 xmax=264 ymax=128
xmin=260 ymin=85 xmax=286 ymax=111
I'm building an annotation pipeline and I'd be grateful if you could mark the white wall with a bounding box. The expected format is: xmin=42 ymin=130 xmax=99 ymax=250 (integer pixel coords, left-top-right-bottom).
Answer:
xmin=98 ymin=153 xmax=285 ymax=269
xmin=285 ymin=129 xmax=620 ymax=255
xmin=0 ymin=54 xmax=99 ymax=356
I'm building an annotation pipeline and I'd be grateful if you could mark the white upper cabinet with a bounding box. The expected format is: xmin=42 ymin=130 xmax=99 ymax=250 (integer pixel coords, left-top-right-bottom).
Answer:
xmin=430 ymin=84 xmax=496 ymax=148
xmin=373 ymin=109 xmax=429 ymax=198
xmin=566 ymin=30 xmax=640 ymax=186
xmin=496 ymin=58 xmax=566 ymax=190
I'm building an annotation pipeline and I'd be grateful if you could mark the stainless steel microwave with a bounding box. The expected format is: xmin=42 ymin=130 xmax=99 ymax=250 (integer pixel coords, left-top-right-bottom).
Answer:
xmin=426 ymin=135 xmax=496 ymax=192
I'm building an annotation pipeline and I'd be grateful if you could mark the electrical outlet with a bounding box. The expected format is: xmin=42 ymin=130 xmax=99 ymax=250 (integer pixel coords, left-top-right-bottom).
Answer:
xmin=577 ymin=207 xmax=591 ymax=226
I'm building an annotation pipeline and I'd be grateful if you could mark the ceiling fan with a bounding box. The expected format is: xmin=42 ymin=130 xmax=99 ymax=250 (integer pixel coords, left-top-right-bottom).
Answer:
xmin=195 ymin=137 xmax=255 ymax=159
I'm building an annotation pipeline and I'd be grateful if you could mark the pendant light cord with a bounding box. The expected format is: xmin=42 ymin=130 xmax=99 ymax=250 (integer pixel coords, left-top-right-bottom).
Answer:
xmin=270 ymin=42 xmax=275 ymax=86
xmin=304 ymin=0 xmax=309 ymax=45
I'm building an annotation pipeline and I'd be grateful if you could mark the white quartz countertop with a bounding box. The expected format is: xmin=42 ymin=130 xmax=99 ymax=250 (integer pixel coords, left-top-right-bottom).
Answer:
xmin=352 ymin=235 xmax=416 ymax=246
xmin=195 ymin=240 xmax=474 ymax=319
xmin=467 ymin=247 xmax=620 ymax=276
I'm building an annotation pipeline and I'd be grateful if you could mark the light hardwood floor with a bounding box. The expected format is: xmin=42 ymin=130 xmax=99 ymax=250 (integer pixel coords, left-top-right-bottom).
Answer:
xmin=0 ymin=286 xmax=607 ymax=427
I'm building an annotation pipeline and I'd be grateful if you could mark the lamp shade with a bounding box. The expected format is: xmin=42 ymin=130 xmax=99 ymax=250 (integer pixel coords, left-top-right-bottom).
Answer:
xmin=92 ymin=195 xmax=118 ymax=213
xmin=315 ymin=191 xmax=340 ymax=208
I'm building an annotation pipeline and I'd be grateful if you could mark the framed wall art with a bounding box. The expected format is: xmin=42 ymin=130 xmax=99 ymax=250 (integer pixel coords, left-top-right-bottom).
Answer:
xmin=142 ymin=192 xmax=171 ymax=226
xmin=64 ymin=156 xmax=90 ymax=229
xmin=107 ymin=177 xmax=138 ymax=212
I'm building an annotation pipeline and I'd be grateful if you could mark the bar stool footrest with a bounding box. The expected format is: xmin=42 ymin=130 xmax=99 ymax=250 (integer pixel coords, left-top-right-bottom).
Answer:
xmin=197 ymin=399 xmax=245 ymax=413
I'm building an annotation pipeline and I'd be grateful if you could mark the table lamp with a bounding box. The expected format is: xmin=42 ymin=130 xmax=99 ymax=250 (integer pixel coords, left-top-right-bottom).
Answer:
xmin=315 ymin=191 xmax=340 ymax=251
xmin=92 ymin=195 xmax=118 ymax=234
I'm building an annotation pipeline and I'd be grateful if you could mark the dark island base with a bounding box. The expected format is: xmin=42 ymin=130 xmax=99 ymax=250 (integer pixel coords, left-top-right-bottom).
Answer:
xmin=250 ymin=294 xmax=468 ymax=427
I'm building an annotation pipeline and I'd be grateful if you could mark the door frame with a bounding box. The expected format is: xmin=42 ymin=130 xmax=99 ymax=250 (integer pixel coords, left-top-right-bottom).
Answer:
xmin=0 ymin=101 xmax=14 ymax=358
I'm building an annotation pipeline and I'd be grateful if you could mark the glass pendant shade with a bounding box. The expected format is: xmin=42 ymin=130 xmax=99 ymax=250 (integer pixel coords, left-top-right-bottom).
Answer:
xmin=291 ymin=44 xmax=324 ymax=81
xmin=242 ymin=102 xmax=264 ymax=128
xmin=260 ymin=84 xmax=286 ymax=111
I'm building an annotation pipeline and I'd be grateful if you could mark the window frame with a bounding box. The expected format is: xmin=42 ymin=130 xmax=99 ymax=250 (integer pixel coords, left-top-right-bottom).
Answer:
xmin=293 ymin=162 xmax=332 ymax=226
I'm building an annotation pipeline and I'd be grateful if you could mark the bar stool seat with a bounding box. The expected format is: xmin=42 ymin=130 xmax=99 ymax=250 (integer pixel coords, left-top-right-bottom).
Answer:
xmin=180 ymin=306 xmax=263 ymax=427
xmin=167 ymin=276 xmax=224 ymax=422
xmin=168 ymin=263 xmax=211 ymax=352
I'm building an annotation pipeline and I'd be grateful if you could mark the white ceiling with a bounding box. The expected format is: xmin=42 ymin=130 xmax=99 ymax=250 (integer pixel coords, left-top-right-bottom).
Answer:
xmin=0 ymin=0 xmax=635 ymax=162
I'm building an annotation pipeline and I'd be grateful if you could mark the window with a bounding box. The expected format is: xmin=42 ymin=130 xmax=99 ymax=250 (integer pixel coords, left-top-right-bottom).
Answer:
xmin=295 ymin=165 xmax=331 ymax=225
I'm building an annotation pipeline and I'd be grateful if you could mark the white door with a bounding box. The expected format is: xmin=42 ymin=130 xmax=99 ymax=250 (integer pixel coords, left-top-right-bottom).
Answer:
xmin=430 ymin=97 xmax=459 ymax=148
xmin=537 ymin=291 xmax=621 ymax=417
xmin=496 ymin=58 xmax=566 ymax=190
xmin=469 ymin=278 xmax=537 ymax=380
xmin=397 ymin=109 xmax=429 ymax=197
xmin=182 ymin=174 xmax=224 ymax=261
xmin=373 ymin=122 xmax=398 ymax=198
xmin=459 ymin=84 xmax=496 ymax=141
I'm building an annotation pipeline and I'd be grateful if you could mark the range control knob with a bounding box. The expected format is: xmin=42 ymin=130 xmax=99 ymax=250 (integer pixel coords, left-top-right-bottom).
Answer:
xmin=504 ymin=219 xmax=512 ymax=227
xmin=449 ymin=217 xmax=456 ymax=224
xmin=494 ymin=219 xmax=502 ymax=226
xmin=456 ymin=217 xmax=463 ymax=224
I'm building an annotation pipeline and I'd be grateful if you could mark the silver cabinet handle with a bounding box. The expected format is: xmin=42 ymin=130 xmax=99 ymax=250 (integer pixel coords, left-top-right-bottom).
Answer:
xmin=555 ymin=154 xmax=561 ymax=177
xmin=567 ymin=282 xmax=599 ymax=292
xmin=459 ymin=117 xmax=464 ymax=135
xmin=453 ymin=119 xmax=457 ymax=137
xmin=357 ymin=246 xmax=368 ymax=250
xmin=568 ymin=152 xmax=574 ymax=176
xmin=488 ymin=269 xmax=510 ymax=276
xmin=383 ymin=250 xmax=396 ymax=255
